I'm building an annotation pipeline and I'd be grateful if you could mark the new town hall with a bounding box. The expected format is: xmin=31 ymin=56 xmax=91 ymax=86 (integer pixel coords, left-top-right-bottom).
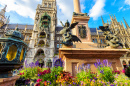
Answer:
xmin=0 ymin=0 xmax=130 ymax=68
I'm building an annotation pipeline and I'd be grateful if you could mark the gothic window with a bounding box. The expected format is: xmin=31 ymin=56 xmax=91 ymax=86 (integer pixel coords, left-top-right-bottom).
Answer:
xmin=95 ymin=39 xmax=97 ymax=43
xmin=100 ymin=39 xmax=103 ymax=44
xmin=29 ymin=36 xmax=31 ymax=40
xmin=49 ymin=3 xmax=51 ymax=7
xmin=59 ymin=44 xmax=62 ymax=48
xmin=57 ymin=37 xmax=59 ymax=40
xmin=36 ymin=49 xmax=44 ymax=56
xmin=44 ymin=3 xmax=47 ymax=7
xmin=57 ymin=44 xmax=59 ymax=48
xmin=60 ymin=37 xmax=62 ymax=41
xmin=92 ymin=39 xmax=95 ymax=43
xmin=38 ymin=40 xmax=45 ymax=47
xmin=39 ymin=32 xmax=46 ymax=38
xmin=26 ymin=36 xmax=29 ymax=40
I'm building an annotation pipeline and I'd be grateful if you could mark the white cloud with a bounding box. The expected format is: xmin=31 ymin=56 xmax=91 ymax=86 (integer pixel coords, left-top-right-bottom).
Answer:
xmin=111 ymin=0 xmax=116 ymax=5
xmin=56 ymin=0 xmax=74 ymax=26
xmin=0 ymin=0 xmax=41 ymax=19
xmin=125 ymin=0 xmax=130 ymax=5
xmin=0 ymin=0 xmax=86 ymax=25
xmin=89 ymin=0 xmax=106 ymax=20
xmin=118 ymin=6 xmax=123 ymax=12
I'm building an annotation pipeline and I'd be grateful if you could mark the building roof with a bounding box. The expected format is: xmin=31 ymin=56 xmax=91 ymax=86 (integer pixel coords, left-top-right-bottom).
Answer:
xmin=90 ymin=28 xmax=100 ymax=33
xmin=55 ymin=26 xmax=63 ymax=32
xmin=1 ymin=24 xmax=34 ymax=30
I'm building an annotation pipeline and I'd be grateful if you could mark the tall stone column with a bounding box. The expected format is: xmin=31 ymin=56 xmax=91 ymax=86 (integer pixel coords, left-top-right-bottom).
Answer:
xmin=73 ymin=0 xmax=81 ymax=13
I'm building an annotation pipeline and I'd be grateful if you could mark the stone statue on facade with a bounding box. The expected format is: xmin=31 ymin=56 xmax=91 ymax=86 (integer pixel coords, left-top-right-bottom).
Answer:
xmin=99 ymin=24 xmax=123 ymax=48
xmin=59 ymin=20 xmax=81 ymax=46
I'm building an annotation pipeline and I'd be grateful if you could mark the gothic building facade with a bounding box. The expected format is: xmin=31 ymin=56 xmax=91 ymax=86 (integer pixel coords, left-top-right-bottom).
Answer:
xmin=0 ymin=0 xmax=130 ymax=68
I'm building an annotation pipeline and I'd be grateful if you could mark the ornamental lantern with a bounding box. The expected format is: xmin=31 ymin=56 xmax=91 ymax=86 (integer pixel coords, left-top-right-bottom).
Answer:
xmin=0 ymin=29 xmax=28 ymax=78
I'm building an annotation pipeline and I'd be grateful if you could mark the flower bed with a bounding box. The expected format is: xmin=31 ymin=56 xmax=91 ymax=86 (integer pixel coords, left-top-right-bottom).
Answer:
xmin=16 ymin=59 xmax=130 ymax=86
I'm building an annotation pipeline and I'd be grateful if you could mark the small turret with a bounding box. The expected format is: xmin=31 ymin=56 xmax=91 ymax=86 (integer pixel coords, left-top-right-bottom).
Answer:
xmin=0 ymin=5 xmax=7 ymax=17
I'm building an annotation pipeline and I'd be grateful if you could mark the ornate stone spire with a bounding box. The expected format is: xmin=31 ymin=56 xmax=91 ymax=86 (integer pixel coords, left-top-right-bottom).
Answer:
xmin=101 ymin=16 xmax=105 ymax=26
xmin=73 ymin=0 xmax=81 ymax=13
xmin=0 ymin=5 xmax=7 ymax=17
xmin=123 ymin=17 xmax=129 ymax=29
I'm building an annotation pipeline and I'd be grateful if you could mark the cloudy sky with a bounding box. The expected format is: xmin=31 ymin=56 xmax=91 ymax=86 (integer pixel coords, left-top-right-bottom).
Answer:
xmin=0 ymin=0 xmax=130 ymax=28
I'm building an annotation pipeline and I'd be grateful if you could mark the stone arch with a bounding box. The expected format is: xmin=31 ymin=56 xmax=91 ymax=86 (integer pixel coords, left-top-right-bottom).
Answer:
xmin=34 ymin=49 xmax=45 ymax=68
xmin=38 ymin=40 xmax=45 ymax=47
xmin=35 ymin=49 xmax=44 ymax=56
xmin=39 ymin=32 xmax=46 ymax=38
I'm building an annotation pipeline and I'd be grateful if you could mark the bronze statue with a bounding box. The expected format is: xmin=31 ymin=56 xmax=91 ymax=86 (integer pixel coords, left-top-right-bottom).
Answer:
xmin=60 ymin=20 xmax=81 ymax=46
xmin=99 ymin=24 xmax=122 ymax=48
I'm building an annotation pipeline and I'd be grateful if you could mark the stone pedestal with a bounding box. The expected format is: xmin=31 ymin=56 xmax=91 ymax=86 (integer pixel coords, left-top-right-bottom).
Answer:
xmin=59 ymin=48 xmax=129 ymax=77
xmin=0 ymin=76 xmax=20 ymax=86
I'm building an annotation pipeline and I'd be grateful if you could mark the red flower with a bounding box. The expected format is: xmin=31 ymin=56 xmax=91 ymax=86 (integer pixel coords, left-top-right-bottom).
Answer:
xmin=35 ymin=83 xmax=40 ymax=86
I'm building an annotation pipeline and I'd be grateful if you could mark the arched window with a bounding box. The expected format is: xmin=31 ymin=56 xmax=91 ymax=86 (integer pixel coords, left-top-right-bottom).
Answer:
xmin=38 ymin=40 xmax=45 ymax=47
xmin=95 ymin=39 xmax=97 ymax=43
xmin=92 ymin=39 xmax=95 ymax=43
xmin=39 ymin=32 xmax=46 ymax=38
xmin=36 ymin=49 xmax=44 ymax=56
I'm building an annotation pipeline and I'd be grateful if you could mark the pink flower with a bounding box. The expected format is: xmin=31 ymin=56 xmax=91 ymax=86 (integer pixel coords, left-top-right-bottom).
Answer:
xmin=19 ymin=73 xmax=23 ymax=75
xmin=122 ymin=69 xmax=125 ymax=73
xmin=36 ymin=79 xmax=42 ymax=83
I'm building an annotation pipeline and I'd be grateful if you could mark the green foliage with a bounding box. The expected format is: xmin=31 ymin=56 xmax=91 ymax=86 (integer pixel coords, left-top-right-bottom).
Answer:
xmin=114 ymin=74 xmax=130 ymax=84
xmin=19 ymin=67 xmax=47 ymax=80
xmin=125 ymin=67 xmax=130 ymax=77
xmin=39 ymin=66 xmax=63 ymax=85
xmin=97 ymin=66 xmax=114 ymax=83
xmin=76 ymin=70 xmax=96 ymax=82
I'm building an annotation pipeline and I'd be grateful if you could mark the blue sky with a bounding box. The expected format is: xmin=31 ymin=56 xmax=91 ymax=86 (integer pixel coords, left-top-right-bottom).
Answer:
xmin=0 ymin=0 xmax=130 ymax=28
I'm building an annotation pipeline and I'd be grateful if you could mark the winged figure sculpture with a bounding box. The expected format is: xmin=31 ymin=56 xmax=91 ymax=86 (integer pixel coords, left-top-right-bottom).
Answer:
xmin=59 ymin=20 xmax=81 ymax=46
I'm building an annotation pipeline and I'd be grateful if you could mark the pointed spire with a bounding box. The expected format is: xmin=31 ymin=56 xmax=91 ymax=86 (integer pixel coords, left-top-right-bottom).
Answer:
xmin=25 ymin=24 xmax=27 ymax=31
xmin=6 ymin=16 xmax=10 ymax=24
xmin=109 ymin=14 xmax=112 ymax=21
xmin=114 ymin=15 xmax=117 ymax=22
xmin=121 ymin=21 xmax=125 ymax=29
xmin=101 ymin=16 xmax=105 ymax=26
xmin=3 ymin=5 xmax=7 ymax=11
xmin=0 ymin=5 xmax=7 ymax=16
xmin=123 ymin=17 xmax=129 ymax=29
